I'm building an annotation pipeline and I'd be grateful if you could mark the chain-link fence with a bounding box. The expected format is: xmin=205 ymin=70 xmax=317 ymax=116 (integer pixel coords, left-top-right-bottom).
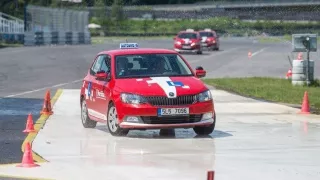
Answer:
xmin=24 ymin=5 xmax=91 ymax=46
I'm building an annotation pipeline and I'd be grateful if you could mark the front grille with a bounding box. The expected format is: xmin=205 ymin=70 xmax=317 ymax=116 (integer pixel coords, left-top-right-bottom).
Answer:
xmin=146 ymin=95 xmax=197 ymax=106
xmin=141 ymin=114 xmax=202 ymax=124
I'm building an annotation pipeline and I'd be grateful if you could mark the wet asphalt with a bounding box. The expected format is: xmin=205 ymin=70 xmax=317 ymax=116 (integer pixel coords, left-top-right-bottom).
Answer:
xmin=0 ymin=37 xmax=318 ymax=166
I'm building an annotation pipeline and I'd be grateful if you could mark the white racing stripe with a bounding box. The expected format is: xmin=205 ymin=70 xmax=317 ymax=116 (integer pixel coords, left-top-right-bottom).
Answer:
xmin=183 ymin=38 xmax=190 ymax=44
xmin=147 ymin=77 xmax=177 ymax=98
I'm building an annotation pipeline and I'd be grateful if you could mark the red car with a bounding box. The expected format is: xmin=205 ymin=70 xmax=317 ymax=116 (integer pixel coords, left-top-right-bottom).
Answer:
xmin=80 ymin=43 xmax=216 ymax=136
xmin=198 ymin=29 xmax=220 ymax=51
xmin=173 ymin=29 xmax=203 ymax=54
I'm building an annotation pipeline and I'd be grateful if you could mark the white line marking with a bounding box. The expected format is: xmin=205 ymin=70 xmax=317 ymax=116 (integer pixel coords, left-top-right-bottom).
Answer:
xmin=251 ymin=47 xmax=268 ymax=57
xmin=1 ymin=79 xmax=82 ymax=98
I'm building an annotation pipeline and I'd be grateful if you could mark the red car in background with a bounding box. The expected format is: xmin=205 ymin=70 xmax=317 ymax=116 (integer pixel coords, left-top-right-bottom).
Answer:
xmin=80 ymin=43 xmax=216 ymax=136
xmin=198 ymin=29 xmax=220 ymax=51
xmin=173 ymin=29 xmax=203 ymax=54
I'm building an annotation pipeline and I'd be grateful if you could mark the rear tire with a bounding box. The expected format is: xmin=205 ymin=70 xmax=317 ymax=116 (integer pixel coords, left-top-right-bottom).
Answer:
xmin=107 ymin=103 xmax=129 ymax=136
xmin=193 ymin=114 xmax=216 ymax=135
xmin=81 ymin=99 xmax=97 ymax=128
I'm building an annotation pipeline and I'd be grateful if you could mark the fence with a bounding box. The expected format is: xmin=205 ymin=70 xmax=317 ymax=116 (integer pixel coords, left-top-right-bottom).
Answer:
xmin=24 ymin=5 xmax=91 ymax=46
xmin=0 ymin=12 xmax=24 ymax=43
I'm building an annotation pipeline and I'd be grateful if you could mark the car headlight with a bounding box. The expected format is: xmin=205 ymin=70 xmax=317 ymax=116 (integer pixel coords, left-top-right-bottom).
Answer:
xmin=175 ymin=41 xmax=181 ymax=45
xmin=191 ymin=42 xmax=199 ymax=46
xmin=121 ymin=93 xmax=147 ymax=104
xmin=197 ymin=90 xmax=212 ymax=102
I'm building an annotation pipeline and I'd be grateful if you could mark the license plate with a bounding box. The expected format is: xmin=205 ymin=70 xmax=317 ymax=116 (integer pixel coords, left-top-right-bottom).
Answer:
xmin=158 ymin=108 xmax=189 ymax=116
xmin=182 ymin=45 xmax=191 ymax=49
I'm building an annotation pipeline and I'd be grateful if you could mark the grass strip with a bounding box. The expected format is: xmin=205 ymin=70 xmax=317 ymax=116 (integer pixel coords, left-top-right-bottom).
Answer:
xmin=203 ymin=77 xmax=320 ymax=114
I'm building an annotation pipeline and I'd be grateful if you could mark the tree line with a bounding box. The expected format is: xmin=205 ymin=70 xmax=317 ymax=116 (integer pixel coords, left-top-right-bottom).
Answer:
xmin=1 ymin=0 xmax=214 ymax=18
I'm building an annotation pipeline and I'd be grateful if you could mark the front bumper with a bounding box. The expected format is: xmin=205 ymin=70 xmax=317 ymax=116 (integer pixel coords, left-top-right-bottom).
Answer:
xmin=115 ymin=100 xmax=215 ymax=129
xmin=174 ymin=48 xmax=199 ymax=53
xmin=201 ymin=42 xmax=217 ymax=48
xmin=120 ymin=118 xmax=214 ymax=129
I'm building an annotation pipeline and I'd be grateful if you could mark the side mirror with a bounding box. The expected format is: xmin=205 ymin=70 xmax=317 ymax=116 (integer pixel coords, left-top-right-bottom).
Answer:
xmin=195 ymin=66 xmax=206 ymax=78
xmin=95 ymin=71 xmax=108 ymax=81
xmin=173 ymin=37 xmax=176 ymax=40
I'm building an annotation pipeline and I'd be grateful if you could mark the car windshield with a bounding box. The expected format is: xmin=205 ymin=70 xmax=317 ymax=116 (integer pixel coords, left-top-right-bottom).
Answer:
xmin=178 ymin=33 xmax=197 ymax=39
xmin=115 ymin=54 xmax=193 ymax=78
xmin=199 ymin=32 xmax=215 ymax=37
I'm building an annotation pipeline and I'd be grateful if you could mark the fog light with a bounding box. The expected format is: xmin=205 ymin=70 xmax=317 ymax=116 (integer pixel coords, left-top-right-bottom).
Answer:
xmin=126 ymin=116 xmax=139 ymax=122
xmin=201 ymin=112 xmax=213 ymax=120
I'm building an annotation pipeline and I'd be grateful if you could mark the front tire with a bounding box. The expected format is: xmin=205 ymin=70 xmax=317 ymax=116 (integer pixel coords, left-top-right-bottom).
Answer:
xmin=81 ymin=99 xmax=97 ymax=128
xmin=107 ymin=103 xmax=129 ymax=136
xmin=193 ymin=113 xmax=216 ymax=135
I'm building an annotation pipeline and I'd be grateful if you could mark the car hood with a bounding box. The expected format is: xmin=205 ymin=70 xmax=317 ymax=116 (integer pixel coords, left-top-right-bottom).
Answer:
xmin=115 ymin=76 xmax=208 ymax=97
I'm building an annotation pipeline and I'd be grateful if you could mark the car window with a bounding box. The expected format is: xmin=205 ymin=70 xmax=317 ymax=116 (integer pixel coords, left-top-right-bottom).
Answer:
xmin=100 ymin=55 xmax=111 ymax=73
xmin=199 ymin=32 xmax=214 ymax=37
xmin=114 ymin=54 xmax=193 ymax=79
xmin=178 ymin=33 xmax=197 ymax=39
xmin=90 ymin=55 xmax=105 ymax=75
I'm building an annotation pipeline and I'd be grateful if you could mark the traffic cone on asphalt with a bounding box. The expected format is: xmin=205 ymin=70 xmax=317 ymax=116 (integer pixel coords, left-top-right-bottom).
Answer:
xmin=207 ymin=170 xmax=215 ymax=180
xmin=16 ymin=142 xmax=39 ymax=168
xmin=23 ymin=113 xmax=36 ymax=133
xmin=248 ymin=51 xmax=252 ymax=59
xmin=300 ymin=91 xmax=310 ymax=114
xmin=40 ymin=90 xmax=53 ymax=115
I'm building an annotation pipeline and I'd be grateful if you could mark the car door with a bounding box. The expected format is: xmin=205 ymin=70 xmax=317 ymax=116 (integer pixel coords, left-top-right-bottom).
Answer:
xmin=94 ymin=54 xmax=112 ymax=118
xmin=86 ymin=55 xmax=105 ymax=120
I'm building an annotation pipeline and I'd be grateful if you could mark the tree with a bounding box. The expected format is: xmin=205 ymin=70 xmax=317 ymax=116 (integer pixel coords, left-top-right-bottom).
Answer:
xmin=111 ymin=0 xmax=124 ymax=21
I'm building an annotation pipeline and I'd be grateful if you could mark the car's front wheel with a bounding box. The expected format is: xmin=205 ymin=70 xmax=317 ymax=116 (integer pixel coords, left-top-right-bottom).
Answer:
xmin=193 ymin=114 xmax=216 ymax=135
xmin=107 ymin=103 xmax=129 ymax=136
xmin=81 ymin=99 xmax=97 ymax=128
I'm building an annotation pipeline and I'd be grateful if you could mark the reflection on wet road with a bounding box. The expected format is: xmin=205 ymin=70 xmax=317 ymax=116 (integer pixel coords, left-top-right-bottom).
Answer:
xmin=0 ymin=98 xmax=43 ymax=164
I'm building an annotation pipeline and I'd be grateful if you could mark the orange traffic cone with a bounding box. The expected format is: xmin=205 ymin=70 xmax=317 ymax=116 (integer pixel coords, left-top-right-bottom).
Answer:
xmin=285 ymin=68 xmax=292 ymax=79
xmin=207 ymin=170 xmax=215 ymax=180
xmin=300 ymin=91 xmax=310 ymax=114
xmin=16 ymin=142 xmax=39 ymax=168
xmin=23 ymin=113 xmax=36 ymax=133
xmin=248 ymin=51 xmax=252 ymax=59
xmin=40 ymin=90 xmax=53 ymax=115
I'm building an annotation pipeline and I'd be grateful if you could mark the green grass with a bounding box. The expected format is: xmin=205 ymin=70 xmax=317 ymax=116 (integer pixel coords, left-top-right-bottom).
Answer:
xmin=91 ymin=36 xmax=172 ymax=44
xmin=203 ymin=77 xmax=320 ymax=114
xmin=283 ymin=34 xmax=320 ymax=42
xmin=0 ymin=43 xmax=23 ymax=48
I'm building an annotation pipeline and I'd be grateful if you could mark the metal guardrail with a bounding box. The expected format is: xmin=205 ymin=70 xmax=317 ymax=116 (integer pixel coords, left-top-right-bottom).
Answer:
xmin=0 ymin=12 xmax=24 ymax=43
xmin=23 ymin=31 xmax=91 ymax=46
xmin=0 ymin=12 xmax=24 ymax=34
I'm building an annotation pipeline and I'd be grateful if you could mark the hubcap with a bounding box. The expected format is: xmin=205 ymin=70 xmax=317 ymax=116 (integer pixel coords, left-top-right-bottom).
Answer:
xmin=108 ymin=106 xmax=119 ymax=132
xmin=81 ymin=101 xmax=87 ymax=124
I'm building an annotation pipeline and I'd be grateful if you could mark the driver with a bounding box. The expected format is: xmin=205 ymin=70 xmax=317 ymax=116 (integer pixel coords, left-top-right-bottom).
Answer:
xmin=154 ymin=56 xmax=166 ymax=74
xmin=116 ymin=57 xmax=128 ymax=76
